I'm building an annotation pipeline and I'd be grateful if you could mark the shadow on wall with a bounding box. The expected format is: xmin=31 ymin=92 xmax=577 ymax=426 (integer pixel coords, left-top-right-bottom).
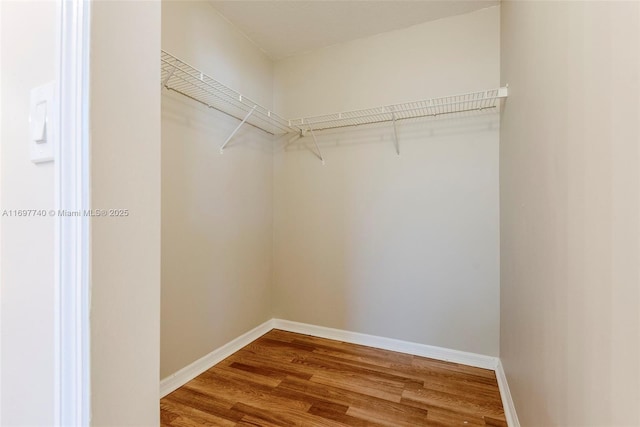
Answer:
xmin=162 ymin=90 xmax=276 ymax=155
xmin=160 ymin=89 xmax=275 ymax=377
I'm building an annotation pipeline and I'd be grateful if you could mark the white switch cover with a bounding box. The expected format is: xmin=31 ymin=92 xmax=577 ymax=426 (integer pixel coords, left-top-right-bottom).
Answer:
xmin=29 ymin=81 xmax=55 ymax=163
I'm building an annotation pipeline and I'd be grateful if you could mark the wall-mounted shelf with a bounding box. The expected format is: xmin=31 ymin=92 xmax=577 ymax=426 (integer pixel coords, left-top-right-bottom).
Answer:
xmin=289 ymin=87 xmax=507 ymax=157
xmin=288 ymin=88 xmax=508 ymax=132
xmin=161 ymin=51 xmax=507 ymax=159
xmin=161 ymin=50 xmax=296 ymax=152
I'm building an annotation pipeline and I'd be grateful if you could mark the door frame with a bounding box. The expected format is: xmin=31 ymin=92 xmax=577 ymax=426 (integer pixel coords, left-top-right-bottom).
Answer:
xmin=54 ymin=0 xmax=91 ymax=425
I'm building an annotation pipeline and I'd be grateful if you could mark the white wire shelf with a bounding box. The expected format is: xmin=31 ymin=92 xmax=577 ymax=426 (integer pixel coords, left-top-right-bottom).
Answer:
xmin=288 ymin=87 xmax=508 ymax=132
xmin=161 ymin=50 xmax=296 ymax=137
xmin=161 ymin=50 xmax=507 ymax=160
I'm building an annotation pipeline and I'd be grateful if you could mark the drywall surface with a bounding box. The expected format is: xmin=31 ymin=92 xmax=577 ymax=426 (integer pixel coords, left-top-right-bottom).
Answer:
xmin=273 ymin=7 xmax=500 ymax=356
xmin=90 ymin=2 xmax=161 ymax=425
xmin=274 ymin=7 xmax=500 ymax=119
xmin=161 ymin=1 xmax=274 ymax=378
xmin=0 ymin=1 xmax=57 ymax=425
xmin=500 ymin=1 xmax=640 ymax=425
xmin=162 ymin=1 xmax=273 ymax=107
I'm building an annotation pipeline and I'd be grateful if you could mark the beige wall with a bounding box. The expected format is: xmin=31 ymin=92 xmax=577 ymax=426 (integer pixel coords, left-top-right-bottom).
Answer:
xmin=274 ymin=7 xmax=500 ymax=119
xmin=500 ymin=1 xmax=640 ymax=425
xmin=0 ymin=1 xmax=57 ymax=425
xmin=161 ymin=1 xmax=274 ymax=378
xmin=90 ymin=2 xmax=161 ymax=425
xmin=273 ymin=7 xmax=501 ymax=356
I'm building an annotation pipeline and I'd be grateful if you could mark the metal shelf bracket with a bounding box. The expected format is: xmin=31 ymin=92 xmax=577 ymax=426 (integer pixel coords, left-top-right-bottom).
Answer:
xmin=391 ymin=112 xmax=400 ymax=156
xmin=305 ymin=126 xmax=325 ymax=165
xmin=219 ymin=106 xmax=256 ymax=154
xmin=161 ymin=63 xmax=176 ymax=89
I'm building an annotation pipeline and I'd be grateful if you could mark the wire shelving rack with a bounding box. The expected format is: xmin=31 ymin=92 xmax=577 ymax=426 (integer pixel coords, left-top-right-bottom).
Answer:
xmin=161 ymin=50 xmax=296 ymax=152
xmin=161 ymin=50 xmax=508 ymax=159
xmin=288 ymin=88 xmax=508 ymax=132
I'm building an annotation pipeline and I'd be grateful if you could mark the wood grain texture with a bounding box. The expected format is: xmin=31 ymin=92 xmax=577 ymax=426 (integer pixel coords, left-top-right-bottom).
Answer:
xmin=161 ymin=330 xmax=506 ymax=426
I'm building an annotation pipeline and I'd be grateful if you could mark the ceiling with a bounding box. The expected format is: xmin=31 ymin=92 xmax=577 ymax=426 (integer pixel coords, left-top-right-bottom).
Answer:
xmin=210 ymin=1 xmax=498 ymax=60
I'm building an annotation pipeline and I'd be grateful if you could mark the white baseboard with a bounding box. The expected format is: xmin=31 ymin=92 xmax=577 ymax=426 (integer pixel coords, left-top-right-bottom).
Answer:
xmin=160 ymin=317 xmax=518 ymax=427
xmin=159 ymin=319 xmax=275 ymax=397
xmin=495 ymin=360 xmax=520 ymax=427
xmin=272 ymin=318 xmax=499 ymax=370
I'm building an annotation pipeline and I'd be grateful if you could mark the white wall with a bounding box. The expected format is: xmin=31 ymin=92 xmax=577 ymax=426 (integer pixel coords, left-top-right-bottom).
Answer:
xmin=0 ymin=1 xmax=57 ymax=425
xmin=90 ymin=2 xmax=161 ymax=425
xmin=273 ymin=7 xmax=500 ymax=119
xmin=162 ymin=1 xmax=272 ymax=107
xmin=500 ymin=1 xmax=640 ymax=425
xmin=273 ymin=7 xmax=501 ymax=356
xmin=161 ymin=1 xmax=274 ymax=379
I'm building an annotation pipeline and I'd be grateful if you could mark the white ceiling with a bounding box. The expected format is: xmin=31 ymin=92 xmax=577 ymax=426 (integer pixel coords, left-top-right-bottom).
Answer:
xmin=210 ymin=1 xmax=498 ymax=60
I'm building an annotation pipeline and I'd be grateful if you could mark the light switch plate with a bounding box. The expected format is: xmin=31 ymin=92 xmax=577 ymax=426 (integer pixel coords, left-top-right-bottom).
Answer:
xmin=29 ymin=81 xmax=55 ymax=163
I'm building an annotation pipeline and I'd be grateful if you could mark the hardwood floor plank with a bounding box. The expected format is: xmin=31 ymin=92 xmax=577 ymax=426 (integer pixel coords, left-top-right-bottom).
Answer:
xmin=411 ymin=356 xmax=496 ymax=380
xmin=228 ymin=358 xmax=313 ymax=381
xmin=228 ymin=362 xmax=290 ymax=381
xmin=160 ymin=330 xmax=507 ymax=426
xmin=160 ymin=399 xmax=238 ymax=427
xmin=300 ymin=341 xmax=500 ymax=398
xmin=401 ymin=386 xmax=505 ymax=419
xmin=484 ymin=414 xmax=509 ymax=427
xmin=263 ymin=329 xmax=297 ymax=343
xmin=405 ymin=381 xmax=504 ymax=412
xmin=309 ymin=371 xmax=404 ymax=403
xmin=307 ymin=401 xmax=386 ymax=427
xmin=296 ymin=353 xmax=424 ymax=388
xmin=162 ymin=388 xmax=243 ymax=424
xmin=161 ymin=407 xmax=180 ymax=427
xmin=235 ymin=414 xmax=286 ymax=427
xmin=287 ymin=333 xmax=413 ymax=367
xmin=345 ymin=405 xmax=431 ymax=427
xmin=274 ymin=375 xmax=430 ymax=422
xmin=232 ymin=401 xmax=350 ymax=427
xmin=243 ymin=337 xmax=316 ymax=359
xmin=214 ymin=364 xmax=284 ymax=388
xmin=425 ymin=407 xmax=487 ymax=426
xmin=185 ymin=376 xmax=311 ymax=414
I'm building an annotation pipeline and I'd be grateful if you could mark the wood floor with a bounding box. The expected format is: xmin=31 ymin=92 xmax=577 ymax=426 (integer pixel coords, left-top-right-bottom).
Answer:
xmin=161 ymin=330 xmax=507 ymax=426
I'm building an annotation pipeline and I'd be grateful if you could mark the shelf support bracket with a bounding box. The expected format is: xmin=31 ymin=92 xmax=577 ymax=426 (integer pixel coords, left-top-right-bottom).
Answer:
xmin=391 ymin=112 xmax=400 ymax=156
xmin=307 ymin=125 xmax=325 ymax=165
xmin=161 ymin=60 xmax=177 ymax=89
xmin=220 ymin=106 xmax=256 ymax=154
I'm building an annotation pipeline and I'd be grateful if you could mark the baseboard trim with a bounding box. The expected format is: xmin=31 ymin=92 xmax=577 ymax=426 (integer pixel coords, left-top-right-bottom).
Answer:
xmin=159 ymin=319 xmax=275 ymax=398
xmin=495 ymin=360 xmax=520 ymax=427
xmin=160 ymin=318 xmax=518 ymax=427
xmin=272 ymin=318 xmax=499 ymax=370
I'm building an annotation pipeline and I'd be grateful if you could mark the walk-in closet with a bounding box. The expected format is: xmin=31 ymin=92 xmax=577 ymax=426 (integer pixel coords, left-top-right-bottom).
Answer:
xmin=7 ymin=0 xmax=637 ymax=425
xmin=159 ymin=2 xmax=508 ymax=425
